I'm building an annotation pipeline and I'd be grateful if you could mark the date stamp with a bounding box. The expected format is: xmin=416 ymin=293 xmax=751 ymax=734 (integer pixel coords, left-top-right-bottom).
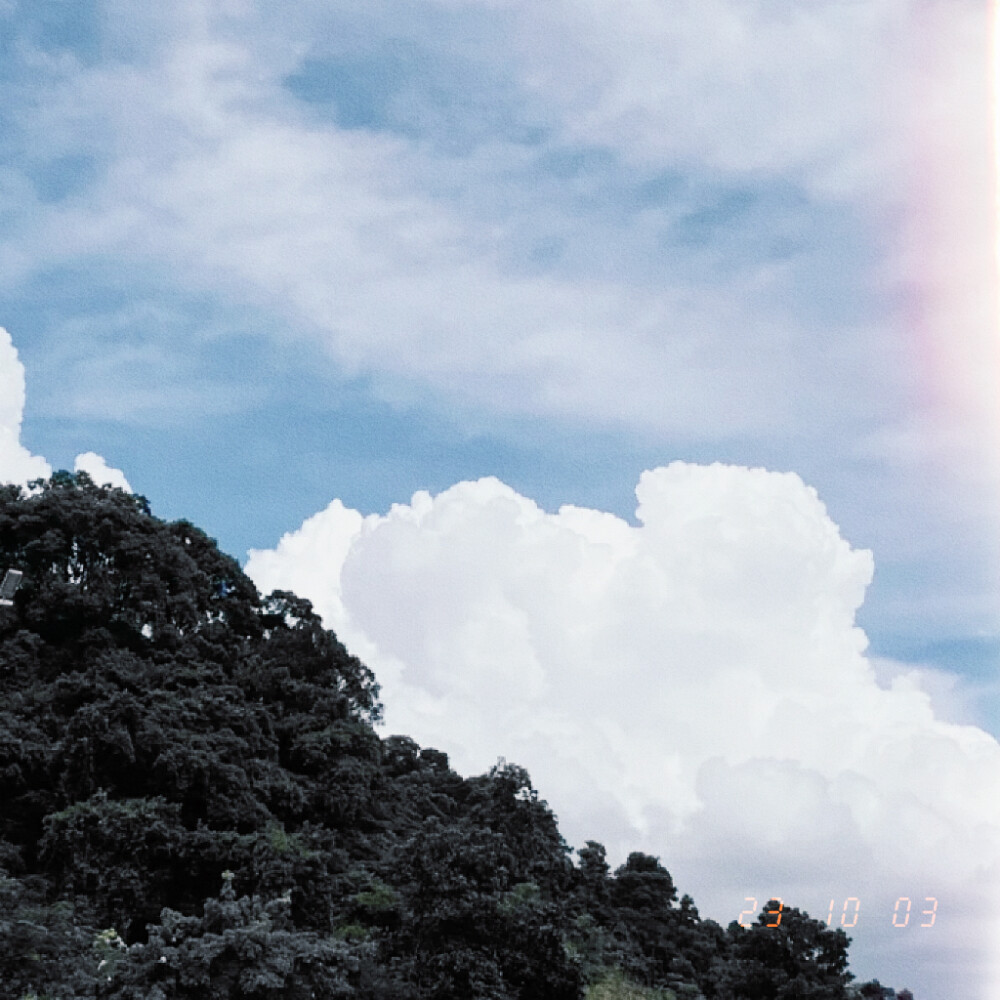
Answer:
xmin=736 ymin=896 xmax=938 ymax=929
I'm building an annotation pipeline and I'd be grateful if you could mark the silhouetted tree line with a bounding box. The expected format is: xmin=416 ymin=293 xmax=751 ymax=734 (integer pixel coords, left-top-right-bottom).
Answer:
xmin=0 ymin=473 xmax=906 ymax=999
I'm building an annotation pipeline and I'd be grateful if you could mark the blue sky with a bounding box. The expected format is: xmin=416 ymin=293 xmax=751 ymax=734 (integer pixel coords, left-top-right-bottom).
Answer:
xmin=2 ymin=2 xmax=999 ymax=994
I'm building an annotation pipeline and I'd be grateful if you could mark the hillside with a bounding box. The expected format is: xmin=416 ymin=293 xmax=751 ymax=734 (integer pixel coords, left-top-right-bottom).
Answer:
xmin=0 ymin=473 xmax=887 ymax=999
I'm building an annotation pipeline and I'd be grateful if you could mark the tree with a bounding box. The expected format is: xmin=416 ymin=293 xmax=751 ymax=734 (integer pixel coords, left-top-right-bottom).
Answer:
xmin=716 ymin=901 xmax=853 ymax=999
xmin=0 ymin=867 xmax=99 ymax=999
xmin=611 ymin=853 xmax=678 ymax=915
xmin=0 ymin=472 xmax=384 ymax=936
xmin=103 ymin=874 xmax=361 ymax=999
xmin=384 ymin=817 xmax=581 ymax=1000
xmin=602 ymin=853 xmax=681 ymax=989
xmin=39 ymin=792 xmax=186 ymax=939
xmin=462 ymin=760 xmax=574 ymax=896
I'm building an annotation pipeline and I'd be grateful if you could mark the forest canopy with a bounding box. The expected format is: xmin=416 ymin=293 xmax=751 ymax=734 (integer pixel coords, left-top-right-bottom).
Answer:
xmin=0 ymin=473 xmax=897 ymax=999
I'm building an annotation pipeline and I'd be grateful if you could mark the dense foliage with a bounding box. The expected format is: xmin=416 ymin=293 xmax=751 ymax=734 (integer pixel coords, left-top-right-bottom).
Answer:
xmin=0 ymin=474 xmax=899 ymax=999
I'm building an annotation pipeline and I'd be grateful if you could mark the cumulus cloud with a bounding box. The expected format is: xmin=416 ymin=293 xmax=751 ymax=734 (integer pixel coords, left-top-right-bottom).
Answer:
xmin=73 ymin=451 xmax=132 ymax=493
xmin=1 ymin=327 xmax=135 ymax=494
xmin=0 ymin=327 xmax=52 ymax=485
xmin=246 ymin=463 xmax=1000 ymax=996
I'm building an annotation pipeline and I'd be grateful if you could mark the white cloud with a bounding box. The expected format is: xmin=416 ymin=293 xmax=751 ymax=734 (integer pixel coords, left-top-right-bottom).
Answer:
xmin=871 ymin=655 xmax=983 ymax=727
xmin=0 ymin=327 xmax=136 ymax=494
xmin=246 ymin=463 xmax=1000 ymax=996
xmin=0 ymin=327 xmax=52 ymax=486
xmin=73 ymin=451 xmax=132 ymax=493
xmin=27 ymin=96 xmax=798 ymax=438
xmin=0 ymin=2 xmax=937 ymax=437
xmin=507 ymin=0 xmax=906 ymax=192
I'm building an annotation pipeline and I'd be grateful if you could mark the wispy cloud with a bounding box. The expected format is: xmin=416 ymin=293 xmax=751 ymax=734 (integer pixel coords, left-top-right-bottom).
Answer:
xmin=0 ymin=1 xmax=936 ymax=437
xmin=1 ymin=3 xmax=994 ymax=608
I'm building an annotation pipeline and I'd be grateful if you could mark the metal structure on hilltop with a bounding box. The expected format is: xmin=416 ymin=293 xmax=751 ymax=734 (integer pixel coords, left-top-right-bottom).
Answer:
xmin=0 ymin=569 xmax=23 ymax=606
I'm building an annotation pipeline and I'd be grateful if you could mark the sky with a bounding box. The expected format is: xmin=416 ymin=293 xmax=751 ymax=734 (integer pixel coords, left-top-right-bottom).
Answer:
xmin=1 ymin=1 xmax=999 ymax=996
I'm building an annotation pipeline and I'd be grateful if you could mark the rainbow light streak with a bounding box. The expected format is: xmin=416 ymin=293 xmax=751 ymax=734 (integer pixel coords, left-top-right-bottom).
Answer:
xmin=995 ymin=1 xmax=1000 ymax=281
xmin=991 ymin=6 xmax=1000 ymax=997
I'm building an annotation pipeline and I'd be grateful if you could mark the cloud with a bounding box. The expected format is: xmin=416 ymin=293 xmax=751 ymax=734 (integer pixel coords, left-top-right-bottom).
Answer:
xmin=506 ymin=0 xmax=906 ymax=192
xmin=73 ymin=451 xmax=132 ymax=492
xmin=0 ymin=326 xmax=135 ymax=494
xmin=5 ymin=2 xmax=995 ymax=520
xmin=246 ymin=463 xmax=1000 ymax=996
xmin=871 ymin=655 xmax=984 ymax=727
xmin=0 ymin=3 xmax=991 ymax=660
xmin=21 ymin=92 xmax=801 ymax=438
xmin=0 ymin=2 xmax=946 ymax=440
xmin=0 ymin=327 xmax=52 ymax=485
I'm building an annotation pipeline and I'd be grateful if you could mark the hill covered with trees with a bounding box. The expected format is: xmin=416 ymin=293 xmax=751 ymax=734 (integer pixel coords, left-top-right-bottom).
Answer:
xmin=0 ymin=473 xmax=898 ymax=999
